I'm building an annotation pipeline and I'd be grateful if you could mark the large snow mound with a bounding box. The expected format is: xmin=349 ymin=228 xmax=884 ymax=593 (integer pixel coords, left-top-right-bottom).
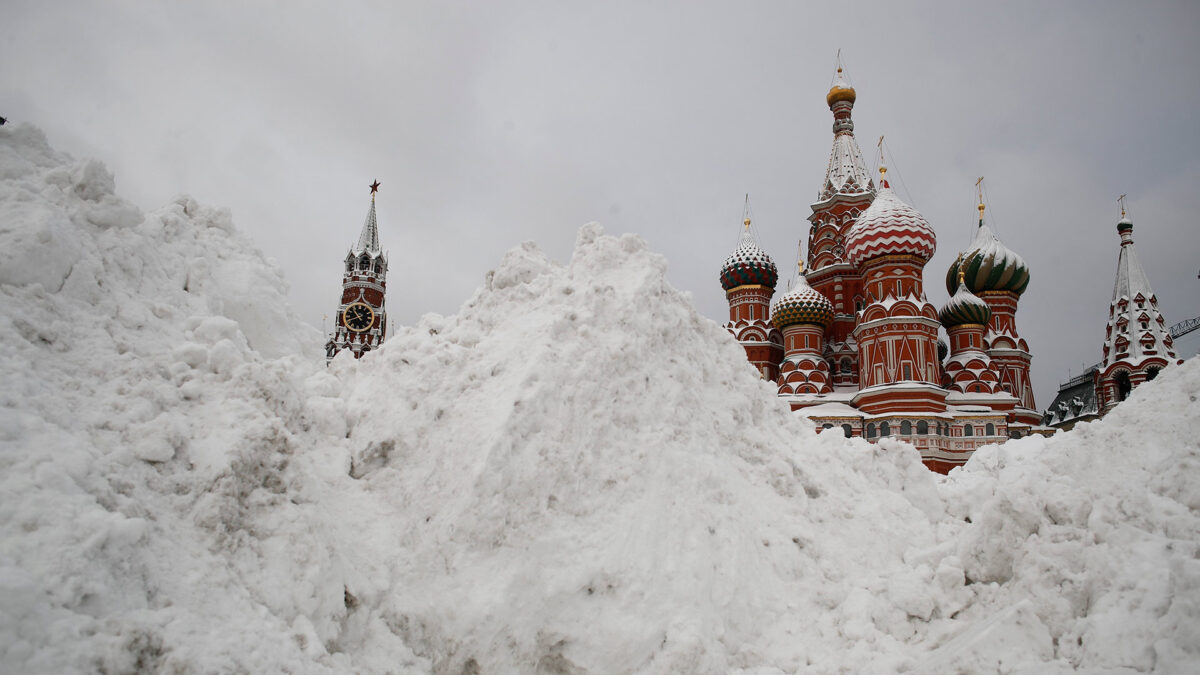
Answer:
xmin=1 ymin=124 xmax=1197 ymax=673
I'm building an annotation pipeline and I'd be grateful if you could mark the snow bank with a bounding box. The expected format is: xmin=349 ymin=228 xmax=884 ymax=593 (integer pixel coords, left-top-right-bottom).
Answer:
xmin=1 ymin=124 xmax=1197 ymax=673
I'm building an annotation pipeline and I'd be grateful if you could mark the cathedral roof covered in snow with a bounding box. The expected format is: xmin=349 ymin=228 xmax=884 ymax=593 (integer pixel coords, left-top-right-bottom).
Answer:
xmin=945 ymin=205 xmax=1029 ymax=296
xmin=720 ymin=221 xmax=778 ymax=291
xmin=770 ymin=269 xmax=834 ymax=329
xmin=939 ymin=277 xmax=992 ymax=327
xmin=1101 ymin=213 xmax=1177 ymax=371
xmin=816 ymin=67 xmax=874 ymax=203
xmin=845 ymin=177 xmax=936 ymax=267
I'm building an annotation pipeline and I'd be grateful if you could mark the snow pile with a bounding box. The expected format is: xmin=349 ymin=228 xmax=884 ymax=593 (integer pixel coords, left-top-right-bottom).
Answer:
xmin=935 ymin=368 xmax=1200 ymax=672
xmin=1 ymin=124 xmax=1198 ymax=673
xmin=0 ymin=124 xmax=368 ymax=673
xmin=330 ymin=228 xmax=952 ymax=672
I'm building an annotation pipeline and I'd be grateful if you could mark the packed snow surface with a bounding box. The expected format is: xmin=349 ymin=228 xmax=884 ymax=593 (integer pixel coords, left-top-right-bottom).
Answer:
xmin=1 ymin=124 xmax=1198 ymax=673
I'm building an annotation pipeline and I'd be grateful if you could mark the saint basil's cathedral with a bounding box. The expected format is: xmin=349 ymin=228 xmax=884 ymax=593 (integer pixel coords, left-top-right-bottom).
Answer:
xmin=321 ymin=66 xmax=1185 ymax=474
xmin=720 ymin=67 xmax=1045 ymax=473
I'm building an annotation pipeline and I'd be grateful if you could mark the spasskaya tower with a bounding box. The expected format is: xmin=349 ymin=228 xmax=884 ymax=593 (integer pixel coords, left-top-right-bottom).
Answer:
xmin=325 ymin=181 xmax=388 ymax=361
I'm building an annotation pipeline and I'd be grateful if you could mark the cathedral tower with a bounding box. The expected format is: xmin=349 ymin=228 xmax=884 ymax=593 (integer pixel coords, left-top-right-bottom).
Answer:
xmin=945 ymin=195 xmax=1037 ymax=424
xmin=771 ymin=263 xmax=835 ymax=395
xmin=806 ymin=64 xmax=876 ymax=387
xmin=846 ymin=166 xmax=944 ymax=414
xmin=326 ymin=181 xmax=388 ymax=361
xmin=939 ymin=263 xmax=1004 ymax=396
xmin=720 ymin=207 xmax=783 ymax=380
xmin=1096 ymin=203 xmax=1178 ymax=413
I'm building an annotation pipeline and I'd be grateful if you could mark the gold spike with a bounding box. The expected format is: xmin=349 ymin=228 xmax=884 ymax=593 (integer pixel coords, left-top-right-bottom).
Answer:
xmin=975 ymin=177 xmax=986 ymax=224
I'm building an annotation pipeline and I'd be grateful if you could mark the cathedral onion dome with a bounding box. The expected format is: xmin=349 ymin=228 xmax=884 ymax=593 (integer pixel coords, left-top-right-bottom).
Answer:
xmin=845 ymin=169 xmax=936 ymax=267
xmin=1117 ymin=214 xmax=1133 ymax=234
xmin=720 ymin=220 xmax=779 ymax=291
xmin=939 ymin=277 xmax=992 ymax=327
xmin=944 ymin=203 xmax=1030 ymax=296
xmin=770 ymin=269 xmax=834 ymax=330
xmin=826 ymin=67 xmax=856 ymax=107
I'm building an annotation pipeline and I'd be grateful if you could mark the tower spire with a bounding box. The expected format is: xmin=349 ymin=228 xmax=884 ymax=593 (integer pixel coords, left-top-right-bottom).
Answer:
xmin=327 ymin=181 xmax=389 ymax=362
xmin=817 ymin=56 xmax=873 ymax=201
xmin=976 ymin=176 xmax=986 ymax=226
xmin=355 ymin=180 xmax=382 ymax=255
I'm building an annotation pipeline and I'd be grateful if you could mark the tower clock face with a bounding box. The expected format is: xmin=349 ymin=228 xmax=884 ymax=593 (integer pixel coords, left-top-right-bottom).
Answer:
xmin=343 ymin=302 xmax=375 ymax=332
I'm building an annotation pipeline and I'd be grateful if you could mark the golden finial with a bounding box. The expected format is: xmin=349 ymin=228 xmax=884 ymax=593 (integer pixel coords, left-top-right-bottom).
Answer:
xmin=742 ymin=193 xmax=752 ymax=230
xmin=1118 ymin=193 xmax=1127 ymax=218
xmin=826 ymin=51 xmax=857 ymax=106
xmin=956 ymin=253 xmax=966 ymax=285
xmin=975 ymin=176 xmax=986 ymax=225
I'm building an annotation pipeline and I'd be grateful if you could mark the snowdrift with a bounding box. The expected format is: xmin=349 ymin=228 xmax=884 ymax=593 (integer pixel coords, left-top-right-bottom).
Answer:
xmin=1 ymin=124 xmax=1197 ymax=673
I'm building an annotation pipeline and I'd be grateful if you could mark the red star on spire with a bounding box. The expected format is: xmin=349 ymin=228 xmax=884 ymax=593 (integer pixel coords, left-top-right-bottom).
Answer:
xmin=369 ymin=180 xmax=381 ymax=195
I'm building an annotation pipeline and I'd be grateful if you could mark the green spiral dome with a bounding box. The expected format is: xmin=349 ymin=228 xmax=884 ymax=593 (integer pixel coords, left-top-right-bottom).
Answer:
xmin=939 ymin=280 xmax=992 ymax=327
xmin=945 ymin=222 xmax=1030 ymax=296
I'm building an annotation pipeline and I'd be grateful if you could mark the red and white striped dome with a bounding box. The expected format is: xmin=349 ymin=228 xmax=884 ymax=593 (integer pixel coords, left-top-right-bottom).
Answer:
xmin=846 ymin=185 xmax=936 ymax=267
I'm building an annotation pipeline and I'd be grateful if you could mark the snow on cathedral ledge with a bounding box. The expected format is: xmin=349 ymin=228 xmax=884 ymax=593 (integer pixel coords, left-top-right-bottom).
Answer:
xmin=2 ymin=123 xmax=1199 ymax=673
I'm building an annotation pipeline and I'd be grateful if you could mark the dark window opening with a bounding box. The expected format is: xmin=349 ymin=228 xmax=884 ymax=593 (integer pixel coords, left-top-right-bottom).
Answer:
xmin=1116 ymin=372 xmax=1132 ymax=402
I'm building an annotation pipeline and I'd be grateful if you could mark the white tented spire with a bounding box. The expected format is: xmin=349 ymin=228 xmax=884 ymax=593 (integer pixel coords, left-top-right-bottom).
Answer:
xmin=818 ymin=63 xmax=874 ymax=201
xmin=1102 ymin=213 xmax=1176 ymax=370
xmin=353 ymin=181 xmax=383 ymax=255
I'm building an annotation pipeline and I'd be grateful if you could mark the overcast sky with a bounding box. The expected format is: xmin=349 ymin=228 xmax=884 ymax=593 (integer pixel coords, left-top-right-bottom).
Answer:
xmin=4 ymin=1 xmax=1198 ymax=408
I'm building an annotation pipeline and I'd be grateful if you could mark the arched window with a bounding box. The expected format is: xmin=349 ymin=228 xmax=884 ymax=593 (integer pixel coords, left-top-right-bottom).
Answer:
xmin=1009 ymin=430 xmax=1022 ymax=439
xmin=822 ymin=423 xmax=834 ymax=433
xmin=985 ymin=423 xmax=995 ymax=436
xmin=1116 ymin=371 xmax=1132 ymax=402
xmin=842 ymin=424 xmax=853 ymax=438
xmin=900 ymin=421 xmax=913 ymax=435
xmin=1146 ymin=367 xmax=1160 ymax=381
xmin=840 ymin=359 xmax=852 ymax=374
xmin=963 ymin=425 xmax=974 ymax=437
xmin=880 ymin=422 xmax=891 ymax=437
xmin=866 ymin=423 xmax=876 ymax=439
xmin=917 ymin=420 xmax=928 ymax=435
